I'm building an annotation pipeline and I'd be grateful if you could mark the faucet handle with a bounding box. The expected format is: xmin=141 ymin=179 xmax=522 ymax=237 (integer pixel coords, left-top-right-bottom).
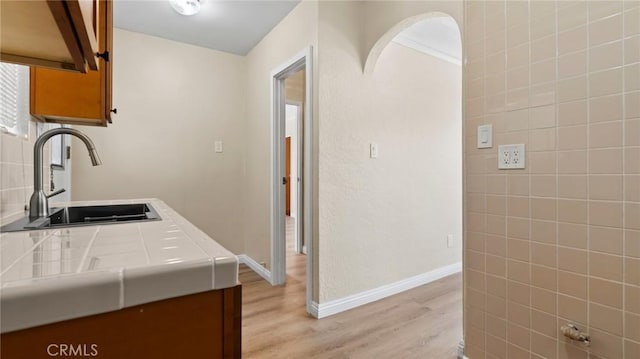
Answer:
xmin=46 ymin=188 xmax=66 ymax=199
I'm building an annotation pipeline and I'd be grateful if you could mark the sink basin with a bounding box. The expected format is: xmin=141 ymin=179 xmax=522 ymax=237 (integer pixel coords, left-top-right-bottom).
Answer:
xmin=0 ymin=203 xmax=161 ymax=233
xmin=49 ymin=203 xmax=160 ymax=225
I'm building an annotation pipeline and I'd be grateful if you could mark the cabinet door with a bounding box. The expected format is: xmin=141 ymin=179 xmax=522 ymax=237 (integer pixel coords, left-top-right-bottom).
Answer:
xmin=30 ymin=0 xmax=113 ymax=126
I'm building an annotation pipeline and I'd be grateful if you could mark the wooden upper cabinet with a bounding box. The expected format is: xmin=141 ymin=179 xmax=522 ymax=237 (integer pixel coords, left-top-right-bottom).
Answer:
xmin=0 ymin=0 xmax=102 ymax=73
xmin=30 ymin=0 xmax=114 ymax=127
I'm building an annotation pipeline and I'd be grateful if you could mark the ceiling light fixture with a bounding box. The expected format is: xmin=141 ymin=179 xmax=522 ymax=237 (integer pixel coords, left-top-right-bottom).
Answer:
xmin=169 ymin=0 xmax=201 ymax=16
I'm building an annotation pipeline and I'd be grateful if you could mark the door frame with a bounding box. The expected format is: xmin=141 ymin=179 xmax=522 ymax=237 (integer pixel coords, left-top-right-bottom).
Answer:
xmin=285 ymin=100 xmax=304 ymax=254
xmin=270 ymin=46 xmax=314 ymax=314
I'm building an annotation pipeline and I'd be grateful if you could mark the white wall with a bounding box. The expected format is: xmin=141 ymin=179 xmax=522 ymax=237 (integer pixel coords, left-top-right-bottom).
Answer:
xmin=71 ymin=29 xmax=247 ymax=255
xmin=317 ymin=1 xmax=463 ymax=303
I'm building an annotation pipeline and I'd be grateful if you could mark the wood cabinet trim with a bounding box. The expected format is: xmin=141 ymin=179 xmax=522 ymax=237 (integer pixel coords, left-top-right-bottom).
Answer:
xmin=66 ymin=0 xmax=99 ymax=71
xmin=102 ymin=0 xmax=113 ymax=122
xmin=46 ymin=0 xmax=87 ymax=73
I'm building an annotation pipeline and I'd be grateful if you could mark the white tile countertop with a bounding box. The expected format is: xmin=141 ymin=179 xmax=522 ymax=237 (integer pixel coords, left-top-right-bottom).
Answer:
xmin=0 ymin=198 xmax=238 ymax=333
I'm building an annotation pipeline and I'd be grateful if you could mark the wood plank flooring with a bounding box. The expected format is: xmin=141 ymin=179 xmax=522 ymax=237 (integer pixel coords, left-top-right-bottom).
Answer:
xmin=241 ymin=217 xmax=462 ymax=358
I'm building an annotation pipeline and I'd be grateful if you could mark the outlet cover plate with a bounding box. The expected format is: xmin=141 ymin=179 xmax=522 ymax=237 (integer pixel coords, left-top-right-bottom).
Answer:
xmin=498 ymin=144 xmax=525 ymax=169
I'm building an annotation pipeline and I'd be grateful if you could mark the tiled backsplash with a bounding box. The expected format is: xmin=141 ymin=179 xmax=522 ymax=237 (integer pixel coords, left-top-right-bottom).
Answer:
xmin=1 ymin=119 xmax=50 ymax=223
xmin=463 ymin=1 xmax=639 ymax=358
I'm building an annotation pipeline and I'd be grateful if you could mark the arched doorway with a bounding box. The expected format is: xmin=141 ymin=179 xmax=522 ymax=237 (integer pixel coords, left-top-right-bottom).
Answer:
xmin=366 ymin=13 xmax=465 ymax=356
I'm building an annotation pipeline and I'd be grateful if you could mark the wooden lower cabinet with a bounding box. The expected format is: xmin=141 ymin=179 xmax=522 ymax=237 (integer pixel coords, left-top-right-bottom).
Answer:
xmin=0 ymin=285 xmax=241 ymax=359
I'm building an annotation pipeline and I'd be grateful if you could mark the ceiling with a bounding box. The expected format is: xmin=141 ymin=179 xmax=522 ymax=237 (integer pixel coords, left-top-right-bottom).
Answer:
xmin=113 ymin=0 xmax=300 ymax=55
xmin=392 ymin=16 xmax=462 ymax=65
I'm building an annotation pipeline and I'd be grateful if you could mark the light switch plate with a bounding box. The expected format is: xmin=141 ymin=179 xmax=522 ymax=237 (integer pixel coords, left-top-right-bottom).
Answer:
xmin=370 ymin=143 xmax=378 ymax=159
xmin=498 ymin=144 xmax=525 ymax=169
xmin=477 ymin=124 xmax=493 ymax=149
xmin=214 ymin=141 xmax=223 ymax=153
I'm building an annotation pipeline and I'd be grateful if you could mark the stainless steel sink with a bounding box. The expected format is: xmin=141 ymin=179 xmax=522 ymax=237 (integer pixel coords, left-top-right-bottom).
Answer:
xmin=0 ymin=203 xmax=161 ymax=233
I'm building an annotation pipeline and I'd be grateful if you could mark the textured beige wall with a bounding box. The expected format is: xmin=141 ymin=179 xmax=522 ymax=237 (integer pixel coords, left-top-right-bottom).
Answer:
xmin=317 ymin=1 xmax=464 ymax=303
xmin=243 ymin=1 xmax=318 ymax=274
xmin=71 ymin=29 xmax=247 ymax=255
xmin=463 ymin=1 xmax=640 ymax=358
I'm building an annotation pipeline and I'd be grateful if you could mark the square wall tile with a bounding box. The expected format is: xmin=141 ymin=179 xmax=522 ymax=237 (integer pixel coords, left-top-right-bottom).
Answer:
xmin=531 ymin=242 xmax=557 ymax=268
xmin=558 ymin=126 xmax=587 ymax=150
xmin=558 ymin=100 xmax=587 ymax=126
xmin=558 ymin=175 xmax=587 ymax=199
xmin=589 ymin=252 xmax=623 ymax=281
xmin=557 ymin=247 xmax=587 ymax=274
xmin=589 ymin=201 xmax=623 ymax=228
xmin=588 ymin=121 xmax=623 ymax=148
xmin=589 ymin=40 xmax=623 ymax=72
xmin=559 ymin=26 xmax=588 ymax=55
xmin=589 ymin=148 xmax=623 ymax=174
xmin=589 ymin=226 xmax=623 ymax=255
xmin=590 ymin=303 xmax=623 ymax=336
xmin=558 ymin=294 xmax=587 ymax=324
xmin=558 ymin=222 xmax=587 ymax=249
xmin=589 ymin=277 xmax=623 ymax=308
xmin=558 ymin=270 xmax=587 ymax=299
xmin=590 ymin=94 xmax=623 ymax=123
xmin=588 ymin=328 xmax=623 ymax=359
xmin=531 ymin=175 xmax=556 ymax=198
xmin=589 ymin=13 xmax=623 ymax=47
xmin=589 ymin=175 xmax=623 ymax=201
xmin=557 ymin=2 xmax=587 ymax=31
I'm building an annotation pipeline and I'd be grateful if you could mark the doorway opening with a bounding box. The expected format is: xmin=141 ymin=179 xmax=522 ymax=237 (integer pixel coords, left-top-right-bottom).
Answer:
xmin=271 ymin=47 xmax=313 ymax=314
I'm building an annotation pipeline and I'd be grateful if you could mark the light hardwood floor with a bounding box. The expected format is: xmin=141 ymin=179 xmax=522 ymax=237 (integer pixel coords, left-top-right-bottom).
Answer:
xmin=241 ymin=217 xmax=462 ymax=358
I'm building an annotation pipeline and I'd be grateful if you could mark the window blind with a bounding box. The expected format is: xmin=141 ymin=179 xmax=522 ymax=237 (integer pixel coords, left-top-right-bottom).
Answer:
xmin=0 ymin=62 xmax=29 ymax=137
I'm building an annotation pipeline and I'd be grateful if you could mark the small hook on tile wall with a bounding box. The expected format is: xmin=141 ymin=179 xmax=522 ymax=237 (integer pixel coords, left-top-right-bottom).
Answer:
xmin=561 ymin=324 xmax=590 ymax=347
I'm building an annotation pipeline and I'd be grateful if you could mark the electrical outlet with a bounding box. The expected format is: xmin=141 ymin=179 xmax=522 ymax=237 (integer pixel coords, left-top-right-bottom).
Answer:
xmin=498 ymin=144 xmax=525 ymax=169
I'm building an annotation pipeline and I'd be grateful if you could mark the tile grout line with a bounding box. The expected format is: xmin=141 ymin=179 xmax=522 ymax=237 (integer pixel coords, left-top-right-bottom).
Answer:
xmin=554 ymin=1 xmax=560 ymax=357
xmin=585 ymin=2 xmax=592 ymax=356
xmin=621 ymin=4 xmax=627 ymax=358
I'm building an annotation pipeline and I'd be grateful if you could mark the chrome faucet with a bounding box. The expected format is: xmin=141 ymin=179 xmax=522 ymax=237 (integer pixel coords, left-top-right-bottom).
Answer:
xmin=29 ymin=128 xmax=102 ymax=220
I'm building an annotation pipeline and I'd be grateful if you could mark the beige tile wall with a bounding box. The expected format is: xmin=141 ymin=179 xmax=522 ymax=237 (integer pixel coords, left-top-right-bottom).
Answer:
xmin=463 ymin=1 xmax=639 ymax=358
xmin=0 ymin=120 xmax=50 ymax=224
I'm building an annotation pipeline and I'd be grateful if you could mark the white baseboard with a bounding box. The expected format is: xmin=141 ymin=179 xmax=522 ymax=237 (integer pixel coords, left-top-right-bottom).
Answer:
xmin=237 ymin=254 xmax=272 ymax=284
xmin=309 ymin=300 xmax=320 ymax=318
xmin=313 ymin=262 xmax=462 ymax=319
xmin=457 ymin=339 xmax=465 ymax=359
